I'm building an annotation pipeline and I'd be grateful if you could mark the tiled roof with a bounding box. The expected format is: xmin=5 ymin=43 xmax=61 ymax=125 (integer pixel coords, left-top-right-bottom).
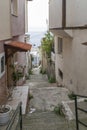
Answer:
xmin=4 ymin=41 xmax=32 ymax=52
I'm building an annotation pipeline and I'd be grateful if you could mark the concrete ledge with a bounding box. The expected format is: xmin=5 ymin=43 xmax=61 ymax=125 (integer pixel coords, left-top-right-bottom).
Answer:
xmin=7 ymin=86 xmax=29 ymax=115
xmin=62 ymin=98 xmax=87 ymax=120
xmin=62 ymin=101 xmax=75 ymax=120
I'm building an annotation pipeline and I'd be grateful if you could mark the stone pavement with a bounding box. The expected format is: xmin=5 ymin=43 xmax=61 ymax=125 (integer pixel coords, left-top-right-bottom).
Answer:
xmin=24 ymin=67 xmax=70 ymax=111
xmin=7 ymin=86 xmax=29 ymax=114
xmin=0 ymin=86 xmax=29 ymax=130
xmin=23 ymin=111 xmax=75 ymax=130
xmin=1 ymin=67 xmax=87 ymax=130
xmin=23 ymin=67 xmax=76 ymax=130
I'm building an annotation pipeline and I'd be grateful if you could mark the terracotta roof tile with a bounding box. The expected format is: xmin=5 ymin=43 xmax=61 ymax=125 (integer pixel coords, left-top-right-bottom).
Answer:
xmin=4 ymin=41 xmax=32 ymax=52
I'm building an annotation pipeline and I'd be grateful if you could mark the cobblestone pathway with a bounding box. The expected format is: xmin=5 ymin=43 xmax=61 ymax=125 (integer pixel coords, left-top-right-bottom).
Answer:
xmin=23 ymin=67 xmax=76 ymax=130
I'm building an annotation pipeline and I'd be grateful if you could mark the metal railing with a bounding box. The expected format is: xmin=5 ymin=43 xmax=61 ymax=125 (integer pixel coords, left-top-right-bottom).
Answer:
xmin=74 ymin=95 xmax=87 ymax=130
xmin=6 ymin=102 xmax=22 ymax=130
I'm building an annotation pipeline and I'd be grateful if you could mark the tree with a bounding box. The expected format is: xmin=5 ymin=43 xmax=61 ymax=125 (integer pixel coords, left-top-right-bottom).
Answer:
xmin=41 ymin=31 xmax=54 ymax=58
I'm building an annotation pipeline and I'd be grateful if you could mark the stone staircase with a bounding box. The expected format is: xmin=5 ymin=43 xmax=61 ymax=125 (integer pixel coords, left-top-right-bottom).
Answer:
xmin=29 ymin=74 xmax=48 ymax=82
xmin=23 ymin=111 xmax=76 ymax=130
xmin=22 ymin=68 xmax=87 ymax=130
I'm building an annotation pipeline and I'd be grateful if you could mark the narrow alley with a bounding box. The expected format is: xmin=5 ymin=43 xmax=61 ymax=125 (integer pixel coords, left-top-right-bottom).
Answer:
xmin=24 ymin=67 xmax=70 ymax=111
xmin=22 ymin=67 xmax=76 ymax=130
xmin=1 ymin=0 xmax=87 ymax=130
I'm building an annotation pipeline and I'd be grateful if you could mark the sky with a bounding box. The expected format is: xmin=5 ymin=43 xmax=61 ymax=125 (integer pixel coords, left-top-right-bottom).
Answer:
xmin=28 ymin=0 xmax=49 ymax=31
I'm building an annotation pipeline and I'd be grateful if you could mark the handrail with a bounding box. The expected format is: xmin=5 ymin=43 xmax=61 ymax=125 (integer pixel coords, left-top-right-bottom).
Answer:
xmin=6 ymin=102 xmax=22 ymax=130
xmin=74 ymin=94 xmax=87 ymax=98
xmin=74 ymin=94 xmax=87 ymax=130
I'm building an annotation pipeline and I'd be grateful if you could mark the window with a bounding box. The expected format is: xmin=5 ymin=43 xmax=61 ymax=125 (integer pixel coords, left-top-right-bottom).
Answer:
xmin=0 ymin=53 xmax=5 ymax=78
xmin=52 ymin=43 xmax=55 ymax=53
xmin=58 ymin=37 xmax=63 ymax=54
xmin=58 ymin=69 xmax=63 ymax=80
xmin=11 ymin=0 xmax=18 ymax=16
xmin=1 ymin=56 xmax=5 ymax=73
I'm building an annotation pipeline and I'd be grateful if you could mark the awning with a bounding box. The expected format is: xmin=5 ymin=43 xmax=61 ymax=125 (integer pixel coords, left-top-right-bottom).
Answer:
xmin=4 ymin=41 xmax=32 ymax=52
xmin=4 ymin=41 xmax=32 ymax=63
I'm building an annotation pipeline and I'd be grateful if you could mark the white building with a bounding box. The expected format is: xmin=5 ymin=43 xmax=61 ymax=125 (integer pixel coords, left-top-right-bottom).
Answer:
xmin=49 ymin=0 xmax=87 ymax=95
xmin=30 ymin=47 xmax=40 ymax=67
xmin=0 ymin=0 xmax=32 ymax=98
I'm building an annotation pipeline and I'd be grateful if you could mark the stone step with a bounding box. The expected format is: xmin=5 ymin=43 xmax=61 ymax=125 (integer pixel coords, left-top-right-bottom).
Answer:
xmin=23 ymin=125 xmax=74 ymax=130
xmin=23 ymin=111 xmax=75 ymax=130
xmin=23 ymin=67 xmax=87 ymax=130
xmin=24 ymin=111 xmax=65 ymax=121
xmin=29 ymin=83 xmax=57 ymax=89
xmin=24 ymin=81 xmax=50 ymax=86
xmin=29 ymin=74 xmax=48 ymax=81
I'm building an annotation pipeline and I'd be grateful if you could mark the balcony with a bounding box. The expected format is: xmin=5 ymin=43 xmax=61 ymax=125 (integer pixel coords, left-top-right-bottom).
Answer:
xmin=49 ymin=0 xmax=87 ymax=30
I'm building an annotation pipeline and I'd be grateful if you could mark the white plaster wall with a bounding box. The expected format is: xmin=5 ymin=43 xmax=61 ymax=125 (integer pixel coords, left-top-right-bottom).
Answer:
xmin=0 ymin=0 xmax=11 ymax=40
xmin=25 ymin=0 xmax=28 ymax=33
xmin=11 ymin=0 xmax=25 ymax=36
xmin=64 ymin=30 xmax=73 ymax=38
xmin=49 ymin=0 xmax=62 ymax=28
xmin=55 ymin=30 xmax=87 ymax=95
xmin=71 ymin=30 xmax=87 ymax=95
xmin=49 ymin=0 xmax=87 ymax=28
xmin=14 ymin=35 xmax=27 ymax=67
xmin=66 ymin=0 xmax=87 ymax=27
xmin=55 ymin=35 xmax=64 ymax=84
xmin=63 ymin=37 xmax=76 ymax=92
xmin=66 ymin=0 xmax=74 ymax=27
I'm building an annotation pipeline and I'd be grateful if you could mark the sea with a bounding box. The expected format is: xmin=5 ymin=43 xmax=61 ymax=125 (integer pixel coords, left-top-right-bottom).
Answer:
xmin=26 ymin=30 xmax=47 ymax=66
xmin=26 ymin=31 xmax=47 ymax=47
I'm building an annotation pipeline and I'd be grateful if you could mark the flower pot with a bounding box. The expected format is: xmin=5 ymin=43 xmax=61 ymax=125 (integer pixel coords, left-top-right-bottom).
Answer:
xmin=0 ymin=105 xmax=12 ymax=125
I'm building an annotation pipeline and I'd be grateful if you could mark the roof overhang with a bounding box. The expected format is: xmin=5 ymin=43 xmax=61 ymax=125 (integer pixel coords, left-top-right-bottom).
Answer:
xmin=49 ymin=29 xmax=73 ymax=38
xmin=4 ymin=41 xmax=32 ymax=52
xmin=4 ymin=41 xmax=32 ymax=63
xmin=82 ymin=42 xmax=87 ymax=46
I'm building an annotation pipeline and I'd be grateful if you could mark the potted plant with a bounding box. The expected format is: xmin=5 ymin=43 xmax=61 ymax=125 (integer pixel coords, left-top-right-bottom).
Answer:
xmin=0 ymin=92 xmax=12 ymax=125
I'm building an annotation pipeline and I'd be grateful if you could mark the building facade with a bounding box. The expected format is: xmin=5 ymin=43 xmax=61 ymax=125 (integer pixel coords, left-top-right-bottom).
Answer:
xmin=49 ymin=0 xmax=87 ymax=95
xmin=0 ymin=0 xmax=32 ymax=98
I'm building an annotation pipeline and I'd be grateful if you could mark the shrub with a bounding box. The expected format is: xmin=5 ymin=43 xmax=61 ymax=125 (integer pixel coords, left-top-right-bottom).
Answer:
xmin=28 ymin=69 xmax=33 ymax=75
xmin=54 ymin=104 xmax=64 ymax=116
xmin=10 ymin=64 xmax=24 ymax=86
xmin=42 ymin=70 xmax=46 ymax=74
xmin=48 ymin=77 xmax=56 ymax=83
xmin=25 ymin=75 xmax=30 ymax=80
xmin=84 ymin=99 xmax=87 ymax=102
xmin=68 ymin=91 xmax=75 ymax=100
xmin=41 ymin=31 xmax=54 ymax=58
xmin=40 ymin=68 xmax=46 ymax=74
xmin=40 ymin=68 xmax=42 ymax=73
xmin=29 ymin=93 xmax=33 ymax=100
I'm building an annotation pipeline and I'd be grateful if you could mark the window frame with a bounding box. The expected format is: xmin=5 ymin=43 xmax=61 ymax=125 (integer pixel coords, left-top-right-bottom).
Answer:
xmin=58 ymin=69 xmax=63 ymax=80
xmin=0 ymin=52 xmax=5 ymax=78
xmin=11 ymin=0 xmax=18 ymax=16
xmin=58 ymin=37 xmax=63 ymax=54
